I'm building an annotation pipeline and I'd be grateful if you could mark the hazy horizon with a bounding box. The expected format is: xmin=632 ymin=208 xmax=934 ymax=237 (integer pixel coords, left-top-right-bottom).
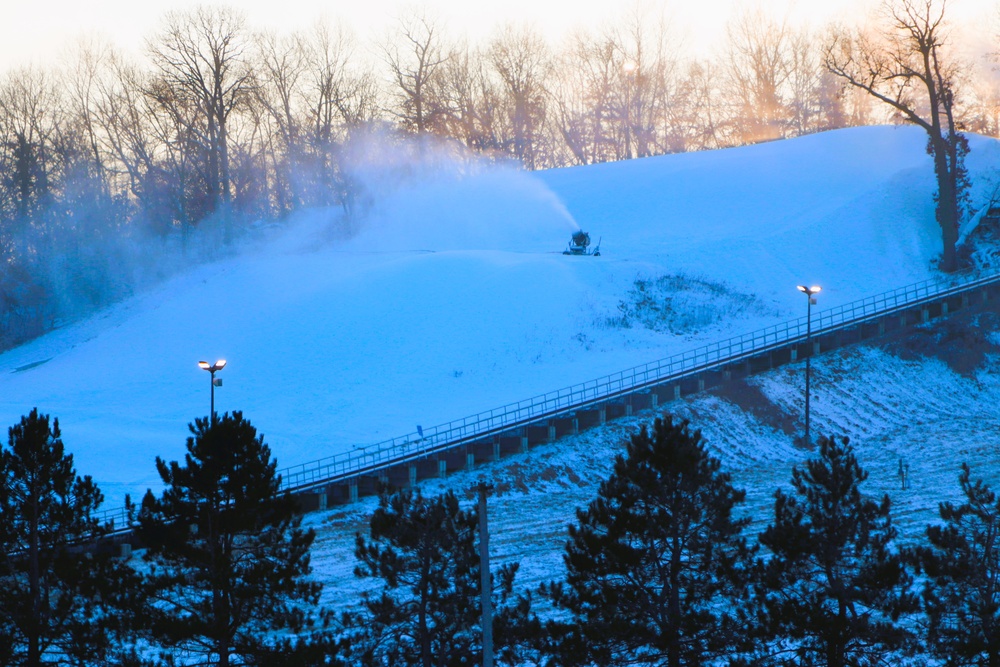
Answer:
xmin=4 ymin=0 xmax=912 ymax=70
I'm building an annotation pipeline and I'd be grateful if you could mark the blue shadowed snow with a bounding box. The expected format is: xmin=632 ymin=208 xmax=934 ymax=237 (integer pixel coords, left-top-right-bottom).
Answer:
xmin=1 ymin=124 xmax=996 ymax=508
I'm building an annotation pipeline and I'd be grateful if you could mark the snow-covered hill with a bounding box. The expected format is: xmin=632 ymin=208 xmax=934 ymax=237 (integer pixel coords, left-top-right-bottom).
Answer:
xmin=1 ymin=124 xmax=998 ymax=511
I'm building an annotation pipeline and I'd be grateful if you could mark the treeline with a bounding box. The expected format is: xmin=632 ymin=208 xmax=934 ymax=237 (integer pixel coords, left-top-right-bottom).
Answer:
xmin=3 ymin=408 xmax=1000 ymax=666
xmin=0 ymin=0 xmax=990 ymax=347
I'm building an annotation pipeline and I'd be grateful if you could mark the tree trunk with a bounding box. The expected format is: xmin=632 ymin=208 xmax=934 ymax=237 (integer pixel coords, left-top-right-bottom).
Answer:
xmin=218 ymin=114 xmax=232 ymax=244
xmin=931 ymin=135 xmax=959 ymax=273
xmin=206 ymin=114 xmax=221 ymax=214
xmin=419 ymin=559 xmax=431 ymax=667
xmin=667 ymin=536 xmax=682 ymax=667
xmin=15 ymin=134 xmax=34 ymax=223
xmin=28 ymin=480 xmax=40 ymax=667
xmin=209 ymin=504 xmax=230 ymax=667
xmin=827 ymin=607 xmax=846 ymax=667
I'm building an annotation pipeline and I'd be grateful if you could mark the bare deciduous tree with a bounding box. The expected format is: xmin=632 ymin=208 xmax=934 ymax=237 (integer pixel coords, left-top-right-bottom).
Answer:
xmin=825 ymin=0 xmax=968 ymax=272
xmin=549 ymin=31 xmax=618 ymax=165
xmin=488 ymin=25 xmax=551 ymax=168
xmin=383 ymin=10 xmax=450 ymax=136
xmin=303 ymin=23 xmax=381 ymax=213
xmin=785 ymin=29 xmax=823 ymax=135
xmin=609 ymin=6 xmax=683 ymax=157
xmin=440 ymin=42 xmax=502 ymax=155
xmin=724 ymin=9 xmax=792 ymax=144
xmin=960 ymin=52 xmax=1000 ymax=138
xmin=254 ymin=29 xmax=308 ymax=214
xmin=93 ymin=56 xmax=202 ymax=237
xmin=0 ymin=67 xmax=60 ymax=226
xmin=306 ymin=23 xmax=379 ymax=132
xmin=548 ymin=5 xmax=683 ymax=167
xmin=681 ymin=60 xmax=727 ymax=150
xmin=62 ymin=41 xmax=115 ymax=199
xmin=148 ymin=6 xmax=254 ymax=236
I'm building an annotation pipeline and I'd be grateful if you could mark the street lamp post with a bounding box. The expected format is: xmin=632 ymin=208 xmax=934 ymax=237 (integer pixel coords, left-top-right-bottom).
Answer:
xmin=198 ymin=359 xmax=227 ymax=425
xmin=796 ymin=285 xmax=821 ymax=446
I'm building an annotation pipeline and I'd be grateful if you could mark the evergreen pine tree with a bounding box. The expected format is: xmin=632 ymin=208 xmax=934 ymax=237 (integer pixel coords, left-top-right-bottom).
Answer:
xmin=349 ymin=487 xmax=520 ymax=667
xmin=137 ymin=411 xmax=324 ymax=666
xmin=0 ymin=408 xmax=130 ymax=667
xmin=545 ymin=415 xmax=753 ymax=667
xmin=755 ymin=435 xmax=916 ymax=667
xmin=913 ymin=463 xmax=1000 ymax=666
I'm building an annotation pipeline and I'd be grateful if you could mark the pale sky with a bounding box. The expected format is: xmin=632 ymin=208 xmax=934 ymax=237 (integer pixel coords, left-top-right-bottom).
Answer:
xmin=1 ymin=0 xmax=996 ymax=70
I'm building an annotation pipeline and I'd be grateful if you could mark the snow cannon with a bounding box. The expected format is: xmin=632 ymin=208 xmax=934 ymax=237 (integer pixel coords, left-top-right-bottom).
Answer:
xmin=563 ymin=230 xmax=601 ymax=256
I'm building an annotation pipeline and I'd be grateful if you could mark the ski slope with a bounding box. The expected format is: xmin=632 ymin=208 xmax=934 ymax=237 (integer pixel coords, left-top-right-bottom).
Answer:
xmin=1 ymin=125 xmax=998 ymax=509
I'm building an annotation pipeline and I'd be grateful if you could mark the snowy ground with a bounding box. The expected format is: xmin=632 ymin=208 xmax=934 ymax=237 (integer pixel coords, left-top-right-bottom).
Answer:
xmin=1 ymin=124 xmax=999 ymax=514
xmin=306 ymin=322 xmax=1000 ymax=610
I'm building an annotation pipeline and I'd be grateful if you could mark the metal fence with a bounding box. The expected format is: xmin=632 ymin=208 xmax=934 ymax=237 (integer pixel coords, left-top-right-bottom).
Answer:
xmin=95 ymin=270 xmax=1000 ymax=529
xmin=95 ymin=505 xmax=131 ymax=532
xmin=277 ymin=270 xmax=1000 ymax=493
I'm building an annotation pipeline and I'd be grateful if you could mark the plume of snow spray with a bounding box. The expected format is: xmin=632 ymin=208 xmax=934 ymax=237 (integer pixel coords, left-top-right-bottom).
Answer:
xmin=329 ymin=128 xmax=580 ymax=253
